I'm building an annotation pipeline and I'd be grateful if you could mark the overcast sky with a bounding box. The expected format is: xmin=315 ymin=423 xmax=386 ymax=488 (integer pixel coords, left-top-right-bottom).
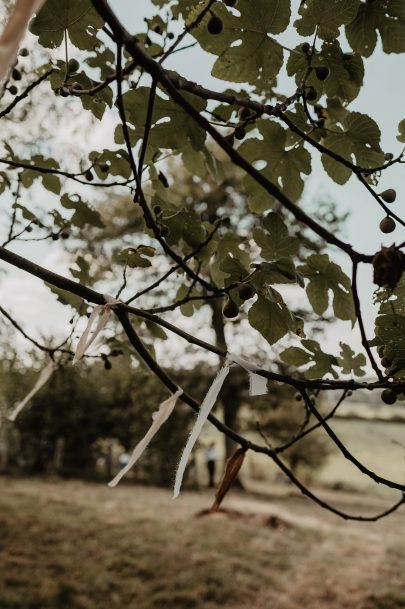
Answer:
xmin=0 ymin=1 xmax=404 ymax=372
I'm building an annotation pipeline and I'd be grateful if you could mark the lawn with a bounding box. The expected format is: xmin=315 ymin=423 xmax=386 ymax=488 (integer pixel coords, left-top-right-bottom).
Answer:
xmin=0 ymin=478 xmax=404 ymax=609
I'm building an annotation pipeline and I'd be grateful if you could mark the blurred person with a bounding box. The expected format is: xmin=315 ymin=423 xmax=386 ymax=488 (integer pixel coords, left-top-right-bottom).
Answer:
xmin=204 ymin=442 xmax=217 ymax=488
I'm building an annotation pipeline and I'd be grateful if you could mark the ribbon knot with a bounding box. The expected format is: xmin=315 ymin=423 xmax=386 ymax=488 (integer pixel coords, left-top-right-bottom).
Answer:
xmin=72 ymin=295 xmax=121 ymax=365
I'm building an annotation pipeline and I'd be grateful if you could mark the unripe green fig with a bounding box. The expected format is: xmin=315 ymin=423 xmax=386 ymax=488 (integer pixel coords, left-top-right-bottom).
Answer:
xmin=207 ymin=15 xmax=223 ymax=35
xmin=305 ymin=86 xmax=317 ymax=102
xmin=222 ymin=297 xmax=239 ymax=319
xmin=68 ymin=58 xmax=80 ymax=73
xmin=380 ymin=188 xmax=396 ymax=203
xmin=8 ymin=85 xmax=18 ymax=95
xmin=315 ymin=66 xmax=330 ymax=81
xmin=234 ymin=126 xmax=246 ymax=140
xmin=379 ymin=216 xmax=396 ymax=233
xmin=12 ymin=68 xmax=22 ymax=81
xmin=238 ymin=283 xmax=254 ymax=300
xmin=381 ymin=388 xmax=397 ymax=405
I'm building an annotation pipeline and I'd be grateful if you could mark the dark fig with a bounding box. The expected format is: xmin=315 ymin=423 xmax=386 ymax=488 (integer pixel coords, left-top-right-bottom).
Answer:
xmin=238 ymin=106 xmax=253 ymax=121
xmin=222 ymin=298 xmax=239 ymax=319
xmin=207 ymin=15 xmax=223 ymax=35
xmin=67 ymin=58 xmax=80 ymax=73
xmin=11 ymin=68 xmax=22 ymax=81
xmin=8 ymin=85 xmax=18 ymax=95
xmin=305 ymin=85 xmax=317 ymax=102
xmin=381 ymin=357 xmax=392 ymax=368
xmin=19 ymin=48 xmax=29 ymax=57
xmin=315 ymin=66 xmax=330 ymax=81
xmin=234 ymin=126 xmax=246 ymax=140
xmin=99 ymin=162 xmax=109 ymax=173
xmin=301 ymin=42 xmax=311 ymax=55
xmin=381 ymin=388 xmax=397 ymax=405
xmin=380 ymin=188 xmax=396 ymax=203
xmin=238 ymin=283 xmax=254 ymax=300
xmin=85 ymin=170 xmax=94 ymax=182
xmin=379 ymin=216 xmax=396 ymax=234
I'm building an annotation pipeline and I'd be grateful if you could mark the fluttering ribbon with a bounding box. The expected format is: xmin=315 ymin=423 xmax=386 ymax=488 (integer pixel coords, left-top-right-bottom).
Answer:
xmin=8 ymin=360 xmax=57 ymax=422
xmin=108 ymin=388 xmax=183 ymax=487
xmin=173 ymin=361 xmax=232 ymax=498
xmin=173 ymin=354 xmax=269 ymax=498
xmin=230 ymin=353 xmax=268 ymax=396
xmin=0 ymin=0 xmax=46 ymax=87
xmin=72 ymin=296 xmax=120 ymax=365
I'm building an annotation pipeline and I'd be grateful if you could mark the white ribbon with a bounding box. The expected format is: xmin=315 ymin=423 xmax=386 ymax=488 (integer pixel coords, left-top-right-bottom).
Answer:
xmin=8 ymin=360 xmax=57 ymax=422
xmin=173 ymin=361 xmax=231 ymax=498
xmin=108 ymin=388 xmax=183 ymax=488
xmin=72 ymin=296 xmax=120 ymax=365
xmin=249 ymin=372 xmax=268 ymax=396
xmin=0 ymin=0 xmax=46 ymax=86
xmin=230 ymin=352 xmax=268 ymax=396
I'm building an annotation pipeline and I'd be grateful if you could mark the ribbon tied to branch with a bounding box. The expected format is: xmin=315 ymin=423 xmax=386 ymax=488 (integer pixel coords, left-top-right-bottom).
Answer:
xmin=72 ymin=295 xmax=121 ymax=365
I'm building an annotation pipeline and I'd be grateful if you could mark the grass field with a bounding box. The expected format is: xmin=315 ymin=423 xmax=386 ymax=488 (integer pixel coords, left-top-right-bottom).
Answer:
xmin=0 ymin=478 xmax=404 ymax=609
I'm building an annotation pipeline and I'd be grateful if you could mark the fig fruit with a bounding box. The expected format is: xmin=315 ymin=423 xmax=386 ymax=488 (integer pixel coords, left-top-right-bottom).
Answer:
xmin=234 ymin=126 xmax=246 ymax=140
xmin=222 ymin=298 xmax=239 ymax=318
xmin=315 ymin=66 xmax=330 ymax=81
xmin=238 ymin=283 xmax=254 ymax=300
xmin=380 ymin=188 xmax=396 ymax=204
xmin=68 ymin=58 xmax=80 ymax=73
xmin=305 ymin=86 xmax=317 ymax=102
xmin=379 ymin=216 xmax=396 ymax=233
xmin=381 ymin=388 xmax=397 ymax=405
xmin=208 ymin=15 xmax=223 ymax=35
